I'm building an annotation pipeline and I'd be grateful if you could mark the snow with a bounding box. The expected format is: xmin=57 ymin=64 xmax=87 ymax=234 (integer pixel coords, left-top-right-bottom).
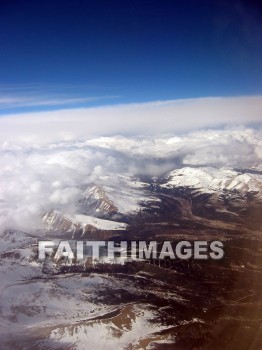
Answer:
xmin=69 ymin=214 xmax=127 ymax=230
xmin=48 ymin=303 xmax=173 ymax=350
xmin=0 ymin=229 xmax=35 ymax=253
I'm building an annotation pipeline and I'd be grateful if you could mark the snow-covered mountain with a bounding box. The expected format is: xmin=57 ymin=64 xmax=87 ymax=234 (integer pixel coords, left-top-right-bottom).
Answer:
xmin=39 ymin=165 xmax=262 ymax=235
xmin=78 ymin=185 xmax=118 ymax=216
xmin=162 ymin=167 xmax=262 ymax=195
xmin=42 ymin=209 xmax=127 ymax=235
xmin=78 ymin=175 xmax=157 ymax=217
xmin=41 ymin=175 xmax=158 ymax=234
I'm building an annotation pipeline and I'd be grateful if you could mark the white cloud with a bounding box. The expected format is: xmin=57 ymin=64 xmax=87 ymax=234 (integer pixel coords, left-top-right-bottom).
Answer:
xmin=0 ymin=95 xmax=261 ymax=144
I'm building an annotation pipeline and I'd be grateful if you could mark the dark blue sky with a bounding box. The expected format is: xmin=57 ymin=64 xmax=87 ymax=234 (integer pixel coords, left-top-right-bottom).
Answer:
xmin=0 ymin=0 xmax=262 ymax=113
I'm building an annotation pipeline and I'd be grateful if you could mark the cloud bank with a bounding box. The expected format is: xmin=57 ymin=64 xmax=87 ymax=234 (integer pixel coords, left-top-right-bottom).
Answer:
xmin=0 ymin=95 xmax=261 ymax=144
xmin=0 ymin=96 xmax=262 ymax=231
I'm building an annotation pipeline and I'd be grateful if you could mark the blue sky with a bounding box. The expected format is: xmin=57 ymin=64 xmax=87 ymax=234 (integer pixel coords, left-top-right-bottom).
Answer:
xmin=0 ymin=0 xmax=262 ymax=114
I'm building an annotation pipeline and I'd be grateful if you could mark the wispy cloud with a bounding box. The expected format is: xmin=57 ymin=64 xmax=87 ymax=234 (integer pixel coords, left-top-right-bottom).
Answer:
xmin=0 ymin=95 xmax=117 ymax=109
xmin=0 ymin=83 xmax=119 ymax=110
xmin=0 ymin=82 xmax=113 ymax=92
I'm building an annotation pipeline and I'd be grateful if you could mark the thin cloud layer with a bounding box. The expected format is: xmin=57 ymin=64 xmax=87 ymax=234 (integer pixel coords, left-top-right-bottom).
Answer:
xmin=0 ymin=96 xmax=261 ymax=144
